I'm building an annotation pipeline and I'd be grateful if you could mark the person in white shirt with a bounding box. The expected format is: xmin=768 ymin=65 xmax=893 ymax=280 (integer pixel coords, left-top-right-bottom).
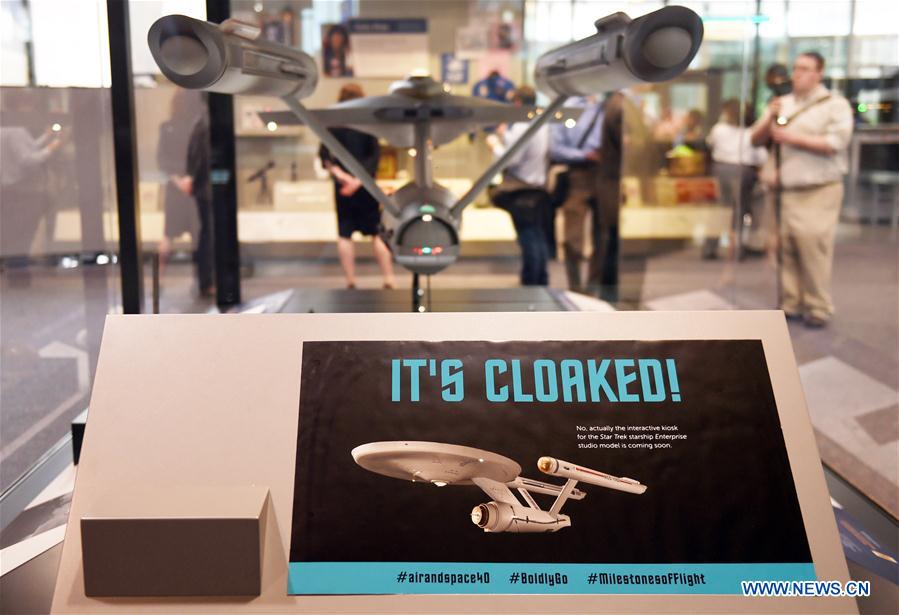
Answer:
xmin=486 ymin=86 xmax=552 ymax=285
xmin=1 ymin=105 xmax=63 ymax=260
xmin=705 ymin=99 xmax=768 ymax=259
xmin=751 ymin=51 xmax=853 ymax=327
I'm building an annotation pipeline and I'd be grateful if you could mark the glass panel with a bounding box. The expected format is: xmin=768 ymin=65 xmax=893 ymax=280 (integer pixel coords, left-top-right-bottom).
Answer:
xmin=758 ymin=0 xmax=787 ymax=39
xmin=612 ymin=0 xmax=898 ymax=514
xmin=28 ymin=0 xmax=111 ymax=87
xmin=1 ymin=2 xmax=30 ymax=87
xmin=786 ymin=0 xmax=851 ymax=38
xmin=853 ymin=0 xmax=899 ymax=36
xmin=1 ymin=2 xmax=120 ymax=489
xmin=189 ymin=0 xmax=895 ymax=512
xmin=1 ymin=0 xmax=894 ymax=536
xmin=228 ymin=0 xmax=530 ymax=298
xmin=0 ymin=0 xmax=890 ymax=518
xmin=128 ymin=0 xmax=213 ymax=313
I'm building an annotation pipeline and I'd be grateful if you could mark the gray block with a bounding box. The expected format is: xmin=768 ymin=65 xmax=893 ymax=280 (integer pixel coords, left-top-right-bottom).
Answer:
xmin=81 ymin=486 xmax=268 ymax=597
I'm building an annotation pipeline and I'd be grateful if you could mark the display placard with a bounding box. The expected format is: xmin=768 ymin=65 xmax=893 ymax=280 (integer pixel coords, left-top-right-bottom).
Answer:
xmin=348 ymin=19 xmax=428 ymax=78
xmin=52 ymin=312 xmax=855 ymax=613
xmin=441 ymin=52 xmax=470 ymax=85
xmin=288 ymin=340 xmax=812 ymax=595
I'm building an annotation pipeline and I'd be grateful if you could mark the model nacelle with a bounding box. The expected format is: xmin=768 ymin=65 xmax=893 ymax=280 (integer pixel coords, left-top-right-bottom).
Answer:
xmin=352 ymin=441 xmax=645 ymax=534
xmin=148 ymin=14 xmax=317 ymax=98
xmin=538 ymin=456 xmax=647 ymax=495
xmin=535 ymin=6 xmax=703 ymax=97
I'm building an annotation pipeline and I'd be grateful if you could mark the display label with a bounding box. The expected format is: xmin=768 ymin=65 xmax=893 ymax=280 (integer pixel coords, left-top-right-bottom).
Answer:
xmin=441 ymin=53 xmax=469 ymax=85
xmin=288 ymin=340 xmax=814 ymax=595
xmin=348 ymin=18 xmax=428 ymax=79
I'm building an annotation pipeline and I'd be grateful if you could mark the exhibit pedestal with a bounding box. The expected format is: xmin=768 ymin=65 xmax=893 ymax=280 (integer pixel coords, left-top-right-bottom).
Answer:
xmin=51 ymin=312 xmax=856 ymax=613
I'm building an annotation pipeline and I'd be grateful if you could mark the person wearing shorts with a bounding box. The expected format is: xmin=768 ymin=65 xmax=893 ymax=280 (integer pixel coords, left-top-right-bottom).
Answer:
xmin=318 ymin=84 xmax=395 ymax=289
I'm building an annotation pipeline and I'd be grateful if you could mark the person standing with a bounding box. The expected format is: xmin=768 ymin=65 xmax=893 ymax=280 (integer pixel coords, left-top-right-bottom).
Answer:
xmin=486 ymin=86 xmax=551 ymax=286
xmin=1 ymin=91 xmax=64 ymax=263
xmin=705 ymin=99 xmax=767 ymax=259
xmin=157 ymin=89 xmax=201 ymax=276
xmin=319 ymin=84 xmax=395 ymax=289
xmin=590 ymin=90 xmax=652 ymax=303
xmin=751 ymin=51 xmax=853 ymax=328
xmin=592 ymin=91 xmax=627 ymax=302
xmin=174 ymin=113 xmax=215 ymax=297
xmin=471 ymin=70 xmax=515 ymax=103
xmin=550 ymin=96 xmax=603 ymax=293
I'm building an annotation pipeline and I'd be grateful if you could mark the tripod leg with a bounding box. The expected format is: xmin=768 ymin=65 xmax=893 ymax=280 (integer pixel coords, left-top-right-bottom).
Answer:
xmin=774 ymin=144 xmax=783 ymax=310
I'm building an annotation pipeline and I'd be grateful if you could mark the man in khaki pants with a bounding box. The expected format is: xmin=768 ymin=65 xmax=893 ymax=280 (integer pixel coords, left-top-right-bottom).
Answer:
xmin=751 ymin=51 xmax=853 ymax=328
xmin=550 ymin=96 xmax=604 ymax=293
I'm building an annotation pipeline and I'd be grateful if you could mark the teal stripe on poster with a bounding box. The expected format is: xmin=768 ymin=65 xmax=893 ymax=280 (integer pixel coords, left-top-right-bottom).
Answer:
xmin=288 ymin=562 xmax=816 ymax=595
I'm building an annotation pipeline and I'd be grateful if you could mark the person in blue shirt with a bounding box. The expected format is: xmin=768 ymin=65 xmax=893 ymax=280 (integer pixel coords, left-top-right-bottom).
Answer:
xmin=470 ymin=70 xmax=516 ymax=139
xmin=487 ymin=86 xmax=551 ymax=286
xmin=471 ymin=70 xmax=516 ymax=102
xmin=550 ymin=95 xmax=604 ymax=293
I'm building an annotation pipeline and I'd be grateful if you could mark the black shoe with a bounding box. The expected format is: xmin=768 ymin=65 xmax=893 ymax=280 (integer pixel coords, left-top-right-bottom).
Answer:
xmin=804 ymin=315 xmax=829 ymax=328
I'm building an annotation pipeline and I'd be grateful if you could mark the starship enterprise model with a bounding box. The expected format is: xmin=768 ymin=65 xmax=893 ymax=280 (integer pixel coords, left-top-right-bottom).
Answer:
xmin=351 ymin=441 xmax=647 ymax=533
xmin=148 ymin=7 xmax=703 ymax=275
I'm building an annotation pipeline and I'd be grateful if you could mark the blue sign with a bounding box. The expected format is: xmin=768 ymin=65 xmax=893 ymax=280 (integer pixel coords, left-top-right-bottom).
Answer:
xmin=289 ymin=563 xmax=817 ymax=595
xmin=441 ymin=53 xmax=469 ymax=85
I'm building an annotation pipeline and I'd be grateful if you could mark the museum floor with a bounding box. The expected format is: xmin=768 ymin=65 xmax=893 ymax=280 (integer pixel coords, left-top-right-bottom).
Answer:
xmin=1 ymin=223 xmax=897 ymax=518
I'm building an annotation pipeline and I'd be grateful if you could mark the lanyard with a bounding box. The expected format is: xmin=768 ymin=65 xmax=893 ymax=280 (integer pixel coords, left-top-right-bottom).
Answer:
xmin=781 ymin=94 xmax=831 ymax=125
xmin=576 ymin=105 xmax=602 ymax=149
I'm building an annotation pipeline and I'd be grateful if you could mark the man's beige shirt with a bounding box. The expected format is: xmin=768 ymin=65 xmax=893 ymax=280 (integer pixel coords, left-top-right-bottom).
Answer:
xmin=755 ymin=84 xmax=853 ymax=189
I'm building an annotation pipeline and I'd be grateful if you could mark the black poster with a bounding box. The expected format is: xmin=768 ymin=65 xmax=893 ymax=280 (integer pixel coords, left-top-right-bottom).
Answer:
xmin=288 ymin=340 xmax=813 ymax=595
